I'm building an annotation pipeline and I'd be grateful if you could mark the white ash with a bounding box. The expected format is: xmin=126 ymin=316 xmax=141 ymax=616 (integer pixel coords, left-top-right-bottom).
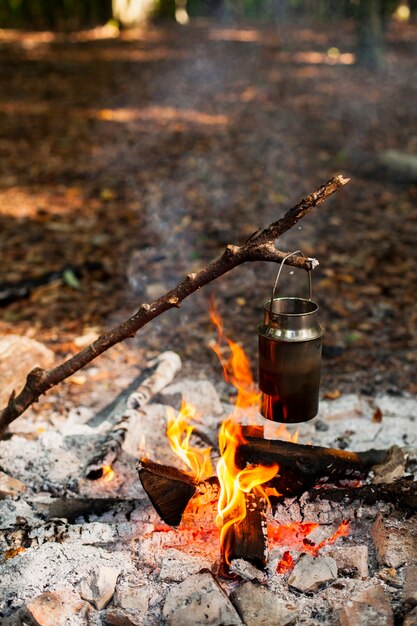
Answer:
xmin=0 ymin=542 xmax=134 ymax=615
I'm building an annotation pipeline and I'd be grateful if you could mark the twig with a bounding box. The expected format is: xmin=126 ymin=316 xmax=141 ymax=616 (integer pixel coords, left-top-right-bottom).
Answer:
xmin=0 ymin=175 xmax=349 ymax=434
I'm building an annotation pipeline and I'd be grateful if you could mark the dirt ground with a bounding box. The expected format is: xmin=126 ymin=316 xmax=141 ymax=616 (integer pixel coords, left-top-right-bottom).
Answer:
xmin=0 ymin=18 xmax=416 ymax=422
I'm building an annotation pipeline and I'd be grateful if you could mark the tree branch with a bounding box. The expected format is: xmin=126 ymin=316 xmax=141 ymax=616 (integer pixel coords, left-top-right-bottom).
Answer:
xmin=0 ymin=175 xmax=349 ymax=434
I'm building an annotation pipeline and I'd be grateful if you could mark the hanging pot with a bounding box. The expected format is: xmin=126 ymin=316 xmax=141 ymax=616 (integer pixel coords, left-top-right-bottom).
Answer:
xmin=257 ymin=251 xmax=324 ymax=423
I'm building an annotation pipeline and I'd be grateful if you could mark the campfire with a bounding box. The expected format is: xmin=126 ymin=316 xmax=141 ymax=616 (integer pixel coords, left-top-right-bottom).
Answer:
xmin=138 ymin=303 xmax=359 ymax=579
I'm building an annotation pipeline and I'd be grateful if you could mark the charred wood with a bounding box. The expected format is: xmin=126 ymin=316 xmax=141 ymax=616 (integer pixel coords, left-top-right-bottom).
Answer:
xmin=237 ymin=436 xmax=389 ymax=496
xmin=138 ymin=458 xmax=199 ymax=527
xmin=309 ymin=478 xmax=417 ymax=512
xmin=220 ymin=493 xmax=268 ymax=578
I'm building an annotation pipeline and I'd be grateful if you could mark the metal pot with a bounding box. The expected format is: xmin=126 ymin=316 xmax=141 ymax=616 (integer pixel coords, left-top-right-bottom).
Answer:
xmin=257 ymin=251 xmax=324 ymax=423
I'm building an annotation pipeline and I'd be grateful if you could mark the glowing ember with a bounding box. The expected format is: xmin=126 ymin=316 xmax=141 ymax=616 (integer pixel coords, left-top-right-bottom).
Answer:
xmin=271 ymin=519 xmax=350 ymax=574
xmin=277 ymin=550 xmax=293 ymax=574
xmin=101 ymin=464 xmax=115 ymax=482
xmin=166 ymin=401 xmax=213 ymax=482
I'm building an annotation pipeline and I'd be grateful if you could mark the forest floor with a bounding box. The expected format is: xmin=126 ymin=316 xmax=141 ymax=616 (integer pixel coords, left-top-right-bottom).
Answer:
xmin=0 ymin=17 xmax=416 ymax=423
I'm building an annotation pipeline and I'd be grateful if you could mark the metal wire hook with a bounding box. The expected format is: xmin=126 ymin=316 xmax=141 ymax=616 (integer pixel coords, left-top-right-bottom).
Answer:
xmin=269 ymin=250 xmax=312 ymax=318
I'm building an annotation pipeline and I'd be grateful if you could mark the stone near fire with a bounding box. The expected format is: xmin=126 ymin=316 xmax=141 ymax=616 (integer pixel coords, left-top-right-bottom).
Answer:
xmin=79 ymin=565 xmax=122 ymax=610
xmin=229 ymin=558 xmax=267 ymax=583
xmin=288 ymin=554 xmax=337 ymax=593
xmin=162 ymin=570 xmax=243 ymax=626
xmin=372 ymin=445 xmax=407 ymax=484
xmin=101 ymin=608 xmax=143 ymax=626
xmin=404 ymin=566 xmax=417 ymax=605
xmin=306 ymin=523 xmax=339 ymax=545
xmin=230 ymin=581 xmax=298 ymax=626
xmin=371 ymin=514 xmax=417 ymax=568
xmin=159 ymin=548 xmax=212 ymax=582
xmin=322 ymin=545 xmax=369 ymax=578
xmin=113 ymin=579 xmax=150 ymax=613
xmin=338 ymin=584 xmax=394 ymax=626
xmin=19 ymin=589 xmax=93 ymax=626
xmin=0 ymin=471 xmax=27 ymax=499
xmin=404 ymin=607 xmax=417 ymax=626
xmin=0 ymin=334 xmax=54 ymax=406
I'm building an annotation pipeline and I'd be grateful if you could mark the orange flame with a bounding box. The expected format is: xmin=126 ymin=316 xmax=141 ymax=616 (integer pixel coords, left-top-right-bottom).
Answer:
xmin=209 ymin=301 xmax=279 ymax=564
xmin=101 ymin=464 xmax=115 ymax=482
xmin=166 ymin=402 xmax=213 ymax=483
xmin=216 ymin=419 xmax=278 ymax=565
xmin=209 ymin=300 xmax=260 ymax=410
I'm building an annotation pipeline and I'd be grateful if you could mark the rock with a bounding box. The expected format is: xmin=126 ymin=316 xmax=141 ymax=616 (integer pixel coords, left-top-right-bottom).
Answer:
xmin=372 ymin=446 xmax=406 ymax=484
xmin=162 ymin=570 xmax=242 ymax=626
xmin=338 ymin=584 xmax=394 ymax=626
xmin=404 ymin=607 xmax=417 ymax=626
xmin=371 ymin=515 xmax=417 ymax=567
xmin=80 ymin=565 xmax=121 ymax=610
xmin=322 ymin=545 xmax=369 ymax=578
xmin=0 ymin=471 xmax=27 ymax=499
xmin=159 ymin=548 xmax=212 ymax=582
xmin=114 ymin=580 xmax=150 ymax=612
xmin=306 ymin=524 xmax=339 ymax=545
xmin=404 ymin=566 xmax=417 ymax=605
xmin=101 ymin=608 xmax=143 ymax=626
xmin=230 ymin=581 xmax=298 ymax=626
xmin=288 ymin=554 xmax=337 ymax=593
xmin=19 ymin=589 xmax=92 ymax=626
xmin=229 ymin=558 xmax=267 ymax=583
xmin=0 ymin=335 xmax=54 ymax=406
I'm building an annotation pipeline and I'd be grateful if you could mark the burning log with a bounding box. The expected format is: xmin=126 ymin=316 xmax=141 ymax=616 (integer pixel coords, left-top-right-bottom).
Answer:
xmin=138 ymin=441 xmax=391 ymax=528
xmin=220 ymin=493 xmax=268 ymax=577
xmin=84 ymin=351 xmax=181 ymax=480
xmin=237 ymin=436 xmax=389 ymax=496
xmin=138 ymin=458 xmax=200 ymax=526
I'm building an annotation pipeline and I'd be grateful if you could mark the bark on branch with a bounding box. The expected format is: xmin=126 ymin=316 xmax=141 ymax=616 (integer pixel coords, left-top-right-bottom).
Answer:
xmin=0 ymin=175 xmax=349 ymax=434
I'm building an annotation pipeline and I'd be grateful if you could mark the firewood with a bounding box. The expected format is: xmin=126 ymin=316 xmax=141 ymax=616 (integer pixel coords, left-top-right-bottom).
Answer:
xmin=138 ymin=458 xmax=199 ymax=527
xmin=0 ymin=176 xmax=349 ymax=435
xmin=237 ymin=436 xmax=389 ymax=495
xmin=309 ymin=477 xmax=417 ymax=512
xmin=84 ymin=351 xmax=181 ymax=479
xmin=220 ymin=493 xmax=268 ymax=577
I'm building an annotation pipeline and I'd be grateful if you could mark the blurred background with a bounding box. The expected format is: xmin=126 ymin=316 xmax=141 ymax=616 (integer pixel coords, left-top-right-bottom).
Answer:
xmin=0 ymin=0 xmax=416 ymax=420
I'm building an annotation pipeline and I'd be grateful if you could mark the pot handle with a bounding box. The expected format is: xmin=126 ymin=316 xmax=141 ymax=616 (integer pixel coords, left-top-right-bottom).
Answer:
xmin=269 ymin=250 xmax=312 ymax=317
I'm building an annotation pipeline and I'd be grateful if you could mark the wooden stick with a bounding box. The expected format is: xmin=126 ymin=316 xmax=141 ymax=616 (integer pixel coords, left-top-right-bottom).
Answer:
xmin=0 ymin=176 xmax=349 ymax=435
